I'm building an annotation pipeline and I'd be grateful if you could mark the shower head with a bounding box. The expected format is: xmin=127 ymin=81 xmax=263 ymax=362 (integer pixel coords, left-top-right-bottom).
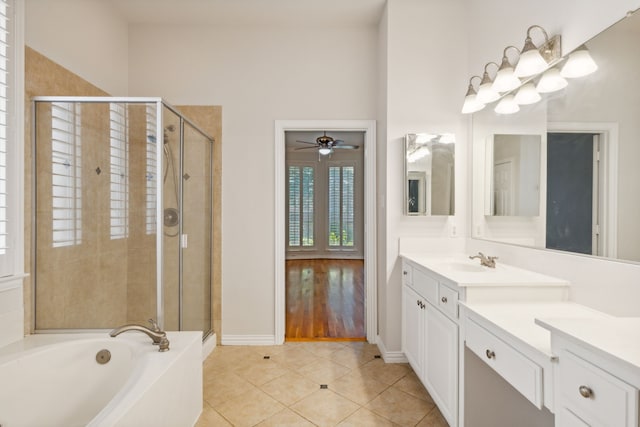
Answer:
xmin=163 ymin=125 xmax=175 ymax=144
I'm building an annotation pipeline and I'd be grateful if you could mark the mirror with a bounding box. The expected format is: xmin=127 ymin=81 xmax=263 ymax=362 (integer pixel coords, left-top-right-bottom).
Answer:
xmin=405 ymin=133 xmax=455 ymax=216
xmin=486 ymin=134 xmax=541 ymax=216
xmin=472 ymin=9 xmax=640 ymax=263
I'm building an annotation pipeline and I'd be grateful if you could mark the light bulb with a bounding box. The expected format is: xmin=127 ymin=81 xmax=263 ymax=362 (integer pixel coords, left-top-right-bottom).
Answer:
xmin=536 ymin=68 xmax=568 ymax=93
xmin=494 ymin=95 xmax=520 ymax=115
xmin=561 ymin=45 xmax=598 ymax=78
xmin=514 ymin=83 xmax=541 ymax=105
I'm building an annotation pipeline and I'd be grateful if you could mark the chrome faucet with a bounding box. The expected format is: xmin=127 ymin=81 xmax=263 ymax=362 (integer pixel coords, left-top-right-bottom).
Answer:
xmin=469 ymin=252 xmax=498 ymax=268
xmin=110 ymin=319 xmax=170 ymax=352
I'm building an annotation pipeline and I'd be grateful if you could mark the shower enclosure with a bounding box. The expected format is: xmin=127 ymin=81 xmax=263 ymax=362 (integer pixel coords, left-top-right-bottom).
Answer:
xmin=32 ymin=97 xmax=214 ymax=339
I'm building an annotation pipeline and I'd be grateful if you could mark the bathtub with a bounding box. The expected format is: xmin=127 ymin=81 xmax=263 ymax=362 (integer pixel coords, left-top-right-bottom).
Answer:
xmin=0 ymin=331 xmax=202 ymax=427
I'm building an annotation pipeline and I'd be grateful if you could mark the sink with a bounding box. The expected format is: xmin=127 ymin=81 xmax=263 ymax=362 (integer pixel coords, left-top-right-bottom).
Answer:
xmin=442 ymin=261 xmax=492 ymax=273
xmin=442 ymin=261 xmax=487 ymax=273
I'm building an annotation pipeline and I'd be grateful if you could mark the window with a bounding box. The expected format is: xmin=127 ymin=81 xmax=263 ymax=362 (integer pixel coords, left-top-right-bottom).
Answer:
xmin=328 ymin=165 xmax=355 ymax=247
xmin=109 ymin=103 xmax=129 ymax=239
xmin=288 ymin=165 xmax=314 ymax=247
xmin=145 ymin=104 xmax=157 ymax=235
xmin=51 ymin=102 xmax=82 ymax=247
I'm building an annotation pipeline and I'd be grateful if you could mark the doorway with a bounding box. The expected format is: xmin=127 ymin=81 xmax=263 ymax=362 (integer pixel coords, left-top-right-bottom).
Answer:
xmin=285 ymin=130 xmax=364 ymax=340
xmin=274 ymin=120 xmax=376 ymax=345
xmin=546 ymin=123 xmax=618 ymax=258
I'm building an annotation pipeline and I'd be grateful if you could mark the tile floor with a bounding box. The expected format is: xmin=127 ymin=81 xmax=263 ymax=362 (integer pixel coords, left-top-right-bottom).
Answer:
xmin=196 ymin=341 xmax=449 ymax=427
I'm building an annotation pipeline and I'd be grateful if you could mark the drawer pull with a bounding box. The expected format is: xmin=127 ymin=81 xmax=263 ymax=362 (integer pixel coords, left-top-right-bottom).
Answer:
xmin=441 ymin=296 xmax=448 ymax=303
xmin=486 ymin=349 xmax=496 ymax=359
xmin=579 ymin=385 xmax=593 ymax=398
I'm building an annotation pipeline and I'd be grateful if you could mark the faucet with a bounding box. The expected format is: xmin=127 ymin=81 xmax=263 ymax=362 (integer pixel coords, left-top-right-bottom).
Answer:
xmin=469 ymin=252 xmax=498 ymax=268
xmin=110 ymin=319 xmax=170 ymax=352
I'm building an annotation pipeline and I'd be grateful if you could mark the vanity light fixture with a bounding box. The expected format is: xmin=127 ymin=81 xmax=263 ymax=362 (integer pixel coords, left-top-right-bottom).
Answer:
xmin=514 ymin=82 xmax=542 ymax=105
xmin=560 ymin=44 xmax=598 ymax=78
xmin=536 ymin=67 xmax=568 ymax=93
xmin=476 ymin=62 xmax=501 ymax=104
xmin=514 ymin=25 xmax=562 ymax=77
xmin=461 ymin=76 xmax=485 ymax=114
xmin=492 ymin=46 xmax=522 ymax=93
xmin=494 ymin=94 xmax=520 ymax=115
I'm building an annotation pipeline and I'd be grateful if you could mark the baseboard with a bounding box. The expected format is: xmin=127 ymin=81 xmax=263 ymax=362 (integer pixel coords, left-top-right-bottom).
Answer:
xmin=376 ymin=335 xmax=409 ymax=363
xmin=221 ymin=334 xmax=277 ymax=346
xmin=202 ymin=333 xmax=216 ymax=360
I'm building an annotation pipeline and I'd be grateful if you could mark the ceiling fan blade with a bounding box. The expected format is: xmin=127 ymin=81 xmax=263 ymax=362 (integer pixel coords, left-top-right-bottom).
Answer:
xmin=295 ymin=140 xmax=317 ymax=145
xmin=294 ymin=146 xmax=319 ymax=151
xmin=333 ymin=139 xmax=345 ymax=144
xmin=334 ymin=145 xmax=359 ymax=150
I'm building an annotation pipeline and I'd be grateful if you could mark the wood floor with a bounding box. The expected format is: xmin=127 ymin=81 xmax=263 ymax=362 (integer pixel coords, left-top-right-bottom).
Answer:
xmin=285 ymin=259 xmax=365 ymax=341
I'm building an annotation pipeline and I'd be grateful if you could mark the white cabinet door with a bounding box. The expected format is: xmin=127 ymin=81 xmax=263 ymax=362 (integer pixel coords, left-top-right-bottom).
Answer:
xmin=425 ymin=302 xmax=458 ymax=427
xmin=402 ymin=285 xmax=424 ymax=377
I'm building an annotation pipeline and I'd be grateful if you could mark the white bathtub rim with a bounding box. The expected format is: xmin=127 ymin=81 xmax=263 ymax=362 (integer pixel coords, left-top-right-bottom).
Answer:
xmin=87 ymin=331 xmax=202 ymax=427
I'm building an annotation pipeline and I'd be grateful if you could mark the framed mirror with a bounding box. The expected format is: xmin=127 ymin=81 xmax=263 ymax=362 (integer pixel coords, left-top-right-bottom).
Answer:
xmin=471 ymin=9 xmax=640 ymax=263
xmin=404 ymin=133 xmax=455 ymax=216
xmin=486 ymin=134 xmax=541 ymax=216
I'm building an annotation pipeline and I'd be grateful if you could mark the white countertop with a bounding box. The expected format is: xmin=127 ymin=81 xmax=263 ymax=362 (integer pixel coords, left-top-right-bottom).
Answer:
xmin=536 ymin=316 xmax=640 ymax=377
xmin=401 ymin=252 xmax=569 ymax=287
xmin=462 ymin=302 xmax=613 ymax=358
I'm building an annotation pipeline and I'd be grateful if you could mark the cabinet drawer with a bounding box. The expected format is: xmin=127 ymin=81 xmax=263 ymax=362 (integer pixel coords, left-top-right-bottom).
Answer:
xmin=558 ymin=350 xmax=638 ymax=427
xmin=402 ymin=263 xmax=413 ymax=286
xmin=465 ymin=318 xmax=543 ymax=408
xmin=438 ymin=284 xmax=458 ymax=318
xmin=556 ymin=408 xmax=590 ymax=427
xmin=412 ymin=268 xmax=438 ymax=305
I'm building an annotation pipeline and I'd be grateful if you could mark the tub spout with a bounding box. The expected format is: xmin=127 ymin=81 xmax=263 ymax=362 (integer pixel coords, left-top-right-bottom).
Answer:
xmin=109 ymin=324 xmax=170 ymax=352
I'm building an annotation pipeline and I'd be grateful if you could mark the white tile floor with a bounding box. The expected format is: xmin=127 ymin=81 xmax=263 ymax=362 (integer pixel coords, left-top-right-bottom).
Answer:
xmin=196 ymin=341 xmax=448 ymax=426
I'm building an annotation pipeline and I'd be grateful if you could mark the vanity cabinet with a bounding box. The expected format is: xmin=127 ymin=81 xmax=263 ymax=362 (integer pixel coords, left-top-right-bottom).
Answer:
xmin=553 ymin=342 xmax=639 ymax=427
xmin=401 ymin=260 xmax=459 ymax=426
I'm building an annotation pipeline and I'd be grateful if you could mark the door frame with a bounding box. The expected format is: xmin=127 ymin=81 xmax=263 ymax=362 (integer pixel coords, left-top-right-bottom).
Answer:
xmin=547 ymin=122 xmax=618 ymax=258
xmin=274 ymin=120 xmax=376 ymax=344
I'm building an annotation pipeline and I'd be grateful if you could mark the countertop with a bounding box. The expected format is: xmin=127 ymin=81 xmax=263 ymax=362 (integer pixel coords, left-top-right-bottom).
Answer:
xmin=400 ymin=252 xmax=569 ymax=287
xmin=536 ymin=316 xmax=640 ymax=378
xmin=462 ymin=301 xmax=613 ymax=358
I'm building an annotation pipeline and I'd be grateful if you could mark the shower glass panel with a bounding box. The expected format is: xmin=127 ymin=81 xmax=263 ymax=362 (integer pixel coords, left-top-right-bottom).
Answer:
xmin=182 ymin=121 xmax=212 ymax=333
xmin=32 ymin=97 xmax=214 ymax=339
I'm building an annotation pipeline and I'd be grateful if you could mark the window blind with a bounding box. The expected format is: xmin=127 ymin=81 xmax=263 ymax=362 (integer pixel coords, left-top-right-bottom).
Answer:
xmin=328 ymin=165 xmax=355 ymax=247
xmin=51 ymin=102 xmax=82 ymax=247
xmin=145 ymin=104 xmax=157 ymax=235
xmin=288 ymin=165 xmax=314 ymax=247
xmin=109 ymin=103 xmax=129 ymax=239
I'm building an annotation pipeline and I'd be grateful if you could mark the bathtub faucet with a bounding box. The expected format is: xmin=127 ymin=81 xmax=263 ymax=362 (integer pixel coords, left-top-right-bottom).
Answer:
xmin=109 ymin=322 xmax=170 ymax=352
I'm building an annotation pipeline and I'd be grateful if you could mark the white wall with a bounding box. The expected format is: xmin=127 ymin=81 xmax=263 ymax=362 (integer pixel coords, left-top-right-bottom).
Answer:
xmin=127 ymin=24 xmax=378 ymax=339
xmin=25 ymin=0 xmax=129 ymax=95
xmin=465 ymin=0 xmax=640 ymax=316
xmin=379 ymin=0 xmax=468 ymax=352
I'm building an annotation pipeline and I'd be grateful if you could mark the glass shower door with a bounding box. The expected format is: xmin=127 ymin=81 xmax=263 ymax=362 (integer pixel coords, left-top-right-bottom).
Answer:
xmin=181 ymin=121 xmax=213 ymax=335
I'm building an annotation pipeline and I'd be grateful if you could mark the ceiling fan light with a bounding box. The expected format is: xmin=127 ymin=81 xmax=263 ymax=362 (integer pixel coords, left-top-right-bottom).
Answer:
xmin=318 ymin=147 xmax=332 ymax=155
xmin=561 ymin=45 xmax=598 ymax=78
xmin=536 ymin=68 xmax=568 ymax=93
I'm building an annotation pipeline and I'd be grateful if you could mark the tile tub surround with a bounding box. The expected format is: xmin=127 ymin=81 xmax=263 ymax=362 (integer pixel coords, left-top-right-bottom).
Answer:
xmin=197 ymin=341 xmax=448 ymax=427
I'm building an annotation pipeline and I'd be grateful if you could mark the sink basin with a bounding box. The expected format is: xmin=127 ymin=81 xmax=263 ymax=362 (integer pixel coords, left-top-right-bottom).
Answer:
xmin=441 ymin=261 xmax=487 ymax=273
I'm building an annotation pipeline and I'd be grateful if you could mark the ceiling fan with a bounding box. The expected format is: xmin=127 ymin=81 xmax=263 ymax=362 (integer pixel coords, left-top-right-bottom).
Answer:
xmin=295 ymin=131 xmax=359 ymax=155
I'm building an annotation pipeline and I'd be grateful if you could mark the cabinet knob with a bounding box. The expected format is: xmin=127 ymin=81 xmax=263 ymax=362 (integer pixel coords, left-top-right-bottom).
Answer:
xmin=416 ymin=300 xmax=420 ymax=307
xmin=579 ymin=385 xmax=593 ymax=398
xmin=441 ymin=296 xmax=448 ymax=304
xmin=403 ymin=271 xmax=408 ymax=276
xmin=485 ymin=349 xmax=495 ymax=359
